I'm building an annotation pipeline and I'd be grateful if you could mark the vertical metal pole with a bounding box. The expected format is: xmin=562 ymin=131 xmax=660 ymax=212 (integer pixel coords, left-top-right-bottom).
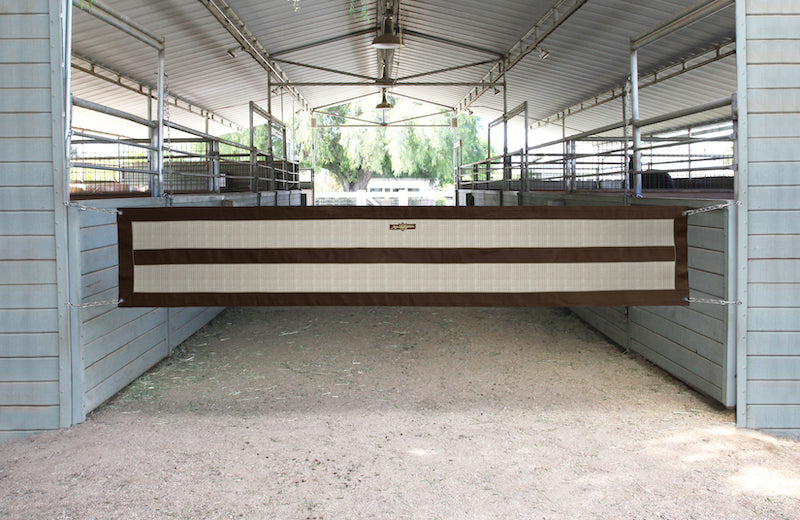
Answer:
xmin=311 ymin=114 xmax=317 ymax=206
xmin=249 ymin=101 xmax=256 ymax=192
xmin=622 ymin=88 xmax=629 ymax=192
xmin=64 ymin=0 xmax=73 ymax=200
xmin=630 ymin=49 xmax=643 ymax=197
xmin=522 ymin=102 xmax=529 ymax=195
xmin=155 ymin=46 xmax=165 ymax=197
xmin=502 ymin=65 xmax=510 ymax=191
xmin=562 ymin=116 xmax=568 ymax=192
xmin=267 ymin=73 xmax=275 ymax=192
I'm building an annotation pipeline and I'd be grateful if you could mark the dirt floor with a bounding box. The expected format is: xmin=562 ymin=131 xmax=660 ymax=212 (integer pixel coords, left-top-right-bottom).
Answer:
xmin=2 ymin=307 xmax=800 ymax=520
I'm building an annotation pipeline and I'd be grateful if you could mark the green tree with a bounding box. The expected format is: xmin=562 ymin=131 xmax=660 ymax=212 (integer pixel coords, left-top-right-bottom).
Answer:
xmin=292 ymin=97 xmax=488 ymax=191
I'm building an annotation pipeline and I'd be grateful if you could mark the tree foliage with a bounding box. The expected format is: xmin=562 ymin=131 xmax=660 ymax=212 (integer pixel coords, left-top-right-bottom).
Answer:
xmin=294 ymin=97 xmax=487 ymax=191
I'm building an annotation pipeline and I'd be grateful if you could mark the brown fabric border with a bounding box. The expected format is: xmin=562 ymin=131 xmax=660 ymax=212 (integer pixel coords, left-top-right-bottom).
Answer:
xmin=119 ymin=290 xmax=688 ymax=308
xmin=132 ymin=247 xmax=677 ymax=265
xmin=117 ymin=212 xmax=134 ymax=305
xmin=118 ymin=205 xmax=687 ymax=222
xmin=673 ymin=213 xmax=690 ymax=300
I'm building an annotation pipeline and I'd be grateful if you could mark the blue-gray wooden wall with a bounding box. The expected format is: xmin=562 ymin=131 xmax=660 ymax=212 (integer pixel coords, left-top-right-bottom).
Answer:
xmin=0 ymin=0 xmax=71 ymax=441
xmin=461 ymin=189 xmax=737 ymax=408
xmin=71 ymin=193 xmax=295 ymax=422
xmin=739 ymin=0 xmax=800 ymax=436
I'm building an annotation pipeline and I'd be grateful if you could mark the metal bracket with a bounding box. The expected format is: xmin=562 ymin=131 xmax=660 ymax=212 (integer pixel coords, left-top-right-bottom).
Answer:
xmin=682 ymin=200 xmax=740 ymax=216
xmin=68 ymin=298 xmax=124 ymax=308
xmin=685 ymin=297 xmax=740 ymax=305
xmin=64 ymin=201 xmax=122 ymax=215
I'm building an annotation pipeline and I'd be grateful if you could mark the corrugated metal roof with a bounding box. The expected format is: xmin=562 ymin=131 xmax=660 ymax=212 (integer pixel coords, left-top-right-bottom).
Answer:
xmin=71 ymin=0 xmax=736 ymax=139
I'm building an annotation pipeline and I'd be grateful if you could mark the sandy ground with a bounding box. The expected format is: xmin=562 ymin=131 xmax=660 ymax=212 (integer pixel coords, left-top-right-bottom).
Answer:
xmin=2 ymin=306 xmax=799 ymax=520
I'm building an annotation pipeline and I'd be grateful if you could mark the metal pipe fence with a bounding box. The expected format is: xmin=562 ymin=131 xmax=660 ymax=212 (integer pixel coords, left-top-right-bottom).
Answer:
xmin=69 ymin=98 xmax=299 ymax=197
xmin=457 ymin=98 xmax=735 ymax=194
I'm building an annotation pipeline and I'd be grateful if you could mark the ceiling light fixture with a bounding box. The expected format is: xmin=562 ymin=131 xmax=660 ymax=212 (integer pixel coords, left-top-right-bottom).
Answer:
xmin=538 ymin=47 xmax=550 ymax=60
xmin=376 ymin=89 xmax=394 ymax=109
xmin=227 ymin=46 xmax=243 ymax=58
xmin=372 ymin=5 xmax=402 ymax=50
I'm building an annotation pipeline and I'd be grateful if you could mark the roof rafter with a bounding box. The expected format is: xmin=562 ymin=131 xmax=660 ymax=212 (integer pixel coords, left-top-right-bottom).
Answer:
xmin=197 ymin=0 xmax=310 ymax=112
xmin=456 ymin=0 xmax=589 ymax=112
xmin=71 ymin=54 xmax=245 ymax=132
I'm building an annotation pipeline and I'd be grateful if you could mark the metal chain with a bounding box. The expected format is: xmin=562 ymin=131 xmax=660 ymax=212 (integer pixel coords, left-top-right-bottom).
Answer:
xmin=64 ymin=201 xmax=122 ymax=215
xmin=682 ymin=200 xmax=740 ymax=216
xmin=685 ymin=297 xmax=740 ymax=305
xmin=68 ymin=298 xmax=123 ymax=308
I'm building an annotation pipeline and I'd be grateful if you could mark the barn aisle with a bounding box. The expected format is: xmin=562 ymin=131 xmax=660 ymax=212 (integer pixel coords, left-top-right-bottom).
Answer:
xmin=1 ymin=307 xmax=798 ymax=519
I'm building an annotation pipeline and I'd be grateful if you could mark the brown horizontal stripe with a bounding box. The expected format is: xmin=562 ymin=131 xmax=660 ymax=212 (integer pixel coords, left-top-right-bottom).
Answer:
xmin=119 ymin=290 xmax=688 ymax=308
xmin=133 ymin=247 xmax=676 ymax=265
xmin=119 ymin=205 xmax=687 ymax=223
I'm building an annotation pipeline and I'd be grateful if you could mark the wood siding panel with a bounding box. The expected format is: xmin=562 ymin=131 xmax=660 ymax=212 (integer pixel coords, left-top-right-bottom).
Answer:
xmin=0 ymin=188 xmax=54 ymax=210
xmin=748 ymin=309 xmax=800 ymax=332
xmin=0 ymin=381 xmax=58 ymax=405
xmin=0 ymin=309 xmax=57 ymax=333
xmin=0 ymin=212 xmax=56 ymax=235
xmin=0 ymin=405 xmax=59 ymax=431
xmin=0 ymin=163 xmax=52 ymax=187
xmin=0 ymin=137 xmax=53 ymax=162
xmin=83 ymin=339 xmax=168 ymax=412
xmin=0 ymin=237 xmax=56 ymax=260
xmin=749 ymin=284 xmax=800 ymax=307
xmin=0 ymin=284 xmax=56 ymax=309
xmin=747 ymin=381 xmax=800 ymax=405
xmin=747 ymin=89 xmax=800 ymax=113
xmin=84 ymin=323 xmax=168 ymax=390
xmin=0 ymin=14 xmax=49 ymax=37
xmin=746 ymin=0 xmax=800 ymax=14
xmin=0 ymin=114 xmax=52 ymax=138
xmin=0 ymin=38 xmax=50 ymax=64
xmin=169 ymin=307 xmax=223 ymax=349
xmin=0 ymin=357 xmax=58 ymax=382
xmin=0 ymin=88 xmax=51 ymax=112
xmin=748 ymin=332 xmax=800 ymax=355
xmin=749 ymin=235 xmax=800 ymax=259
xmin=82 ymin=309 xmax=165 ymax=367
xmin=0 ymin=333 xmax=59 ymax=357
xmin=748 ymin=114 xmax=800 ymax=138
xmin=746 ymin=14 xmax=800 ymax=39
xmin=748 ymin=162 xmax=800 ymax=186
xmin=749 ymin=260 xmax=800 ymax=283
xmin=747 ymin=405 xmax=800 ymax=429
xmin=0 ymin=260 xmax=55 ymax=284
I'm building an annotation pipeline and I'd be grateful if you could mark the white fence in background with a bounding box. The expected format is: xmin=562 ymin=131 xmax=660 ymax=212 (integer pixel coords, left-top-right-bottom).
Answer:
xmin=314 ymin=189 xmax=454 ymax=206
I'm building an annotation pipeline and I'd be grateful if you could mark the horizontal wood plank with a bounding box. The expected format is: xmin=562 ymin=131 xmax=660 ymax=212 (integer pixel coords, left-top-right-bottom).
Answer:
xmin=0 ymin=381 xmax=58 ymax=405
xmin=0 ymin=163 xmax=52 ymax=187
xmin=749 ymin=284 xmax=800 ymax=307
xmin=82 ymin=308 xmax=165 ymax=367
xmin=0 ymin=357 xmax=58 ymax=382
xmin=748 ymin=162 xmax=800 ymax=186
xmin=0 ymin=138 xmax=53 ymax=163
xmin=630 ymin=307 xmax=724 ymax=363
xmin=748 ymin=332 xmax=800 ymax=355
xmin=0 ymin=405 xmax=59 ymax=431
xmin=0 ymin=260 xmax=55 ymax=284
xmin=746 ymin=14 xmax=800 ymax=38
xmin=0 ymin=14 xmax=49 ymax=37
xmin=747 ymin=88 xmax=800 ymax=113
xmin=0 ymin=333 xmax=58 ymax=357
xmin=747 ymin=381 xmax=800 ymax=405
xmin=0 ymin=38 xmax=50 ymax=64
xmin=747 ymin=405 xmax=800 ymax=429
xmin=0 ymin=211 xmax=55 ymax=235
xmin=0 ymin=236 xmax=55 ymax=260
xmin=749 ymin=235 xmax=800 ymax=259
xmin=0 ymin=187 xmax=54 ymax=210
xmin=749 ymin=260 xmax=800 ymax=283
xmin=0 ymin=88 xmax=51 ymax=113
xmin=748 ymin=309 xmax=800 ymax=331
xmin=84 ymin=323 xmax=168 ymax=390
xmin=0 ymin=309 xmax=58 ymax=333
xmin=0 ymin=284 xmax=56 ymax=309
xmin=747 ymin=356 xmax=800 ymax=380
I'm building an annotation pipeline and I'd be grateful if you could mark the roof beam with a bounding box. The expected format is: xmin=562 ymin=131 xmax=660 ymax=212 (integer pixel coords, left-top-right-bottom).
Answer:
xmin=197 ymin=0 xmax=310 ymax=112
xmin=532 ymin=39 xmax=736 ymax=128
xmin=401 ymin=29 xmax=503 ymax=57
xmin=631 ymin=0 xmax=734 ymax=51
xmin=270 ymin=28 xmax=375 ymax=57
xmin=71 ymin=54 xmax=245 ymax=132
xmin=271 ymin=81 xmax=506 ymax=87
xmin=396 ymin=59 xmax=496 ymax=81
xmin=456 ymin=0 xmax=589 ymax=112
xmin=272 ymin=58 xmax=375 ymax=81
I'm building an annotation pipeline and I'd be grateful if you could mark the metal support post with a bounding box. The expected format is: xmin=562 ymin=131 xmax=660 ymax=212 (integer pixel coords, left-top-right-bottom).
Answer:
xmin=630 ymin=49 xmax=643 ymax=197
xmin=249 ymin=101 xmax=257 ymax=192
xmin=522 ymin=102 xmax=529 ymax=194
xmin=502 ymin=65 xmax=510 ymax=190
xmin=155 ymin=47 xmax=165 ymax=197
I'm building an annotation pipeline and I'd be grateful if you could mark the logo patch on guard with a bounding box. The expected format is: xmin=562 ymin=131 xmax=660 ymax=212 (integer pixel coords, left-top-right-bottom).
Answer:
xmin=389 ymin=222 xmax=416 ymax=231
